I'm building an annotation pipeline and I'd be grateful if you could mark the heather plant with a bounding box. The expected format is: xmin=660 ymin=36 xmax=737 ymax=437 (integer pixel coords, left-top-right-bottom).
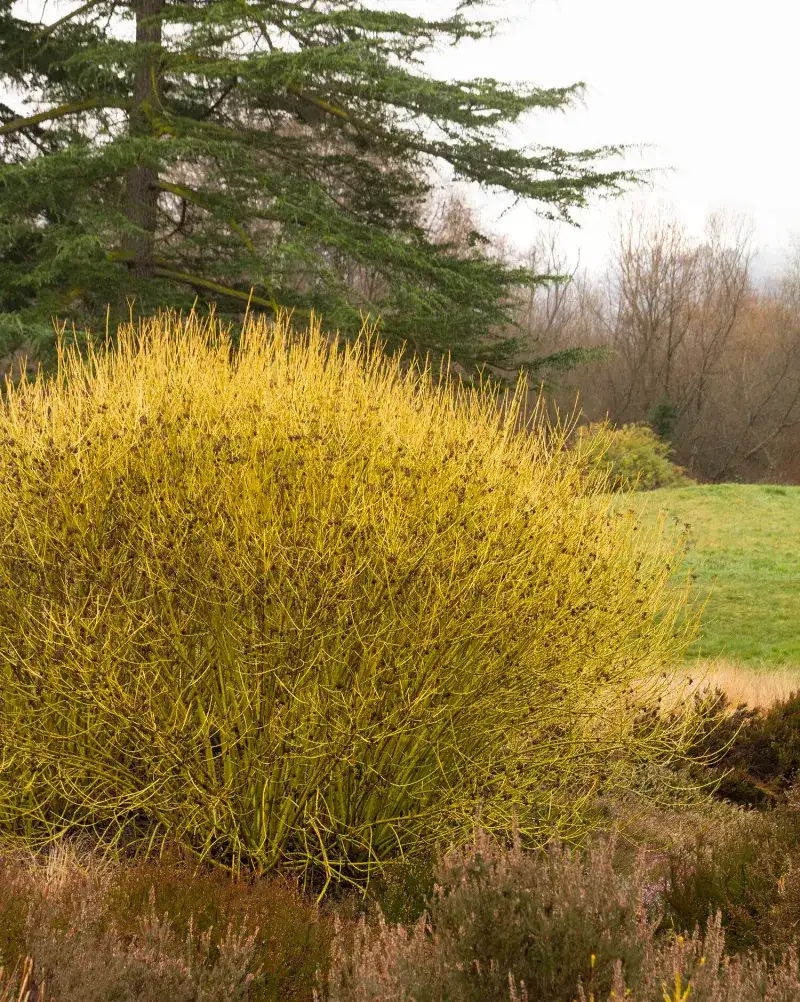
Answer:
xmin=0 ymin=839 xmax=334 ymax=1002
xmin=573 ymin=421 xmax=691 ymax=491
xmin=0 ymin=308 xmax=696 ymax=888
xmin=0 ymin=853 xmax=260 ymax=1002
xmin=708 ymin=691 xmax=800 ymax=805
xmin=320 ymin=835 xmax=800 ymax=1002
xmin=319 ymin=831 xmax=660 ymax=1002
xmin=670 ymin=686 xmax=800 ymax=808
xmin=661 ymin=799 xmax=800 ymax=955
xmin=763 ymin=787 xmax=800 ymax=950
xmin=602 ymin=915 xmax=800 ymax=1002
xmin=25 ymin=892 xmax=261 ymax=1002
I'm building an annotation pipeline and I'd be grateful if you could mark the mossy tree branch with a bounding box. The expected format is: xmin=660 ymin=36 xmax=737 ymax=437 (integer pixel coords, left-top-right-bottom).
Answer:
xmin=0 ymin=98 xmax=127 ymax=137
xmin=109 ymin=250 xmax=278 ymax=312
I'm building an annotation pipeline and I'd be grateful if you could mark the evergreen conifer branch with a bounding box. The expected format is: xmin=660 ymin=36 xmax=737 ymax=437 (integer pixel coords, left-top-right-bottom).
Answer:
xmin=0 ymin=0 xmax=645 ymax=380
xmin=29 ymin=0 xmax=111 ymax=47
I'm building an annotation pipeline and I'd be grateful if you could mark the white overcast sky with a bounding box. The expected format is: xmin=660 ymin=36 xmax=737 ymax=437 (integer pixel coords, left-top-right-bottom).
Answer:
xmin=405 ymin=0 xmax=800 ymax=279
xmin=9 ymin=0 xmax=800 ymax=278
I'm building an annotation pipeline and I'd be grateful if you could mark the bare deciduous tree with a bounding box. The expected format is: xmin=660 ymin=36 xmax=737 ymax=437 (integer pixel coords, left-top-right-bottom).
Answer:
xmin=501 ymin=206 xmax=800 ymax=483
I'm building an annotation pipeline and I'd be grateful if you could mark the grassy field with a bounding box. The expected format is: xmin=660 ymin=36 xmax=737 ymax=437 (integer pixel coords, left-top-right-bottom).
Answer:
xmin=630 ymin=484 xmax=800 ymax=672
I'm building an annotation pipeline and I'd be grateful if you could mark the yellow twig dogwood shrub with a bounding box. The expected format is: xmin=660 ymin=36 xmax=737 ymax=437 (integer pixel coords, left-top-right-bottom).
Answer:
xmin=0 ymin=308 xmax=696 ymax=889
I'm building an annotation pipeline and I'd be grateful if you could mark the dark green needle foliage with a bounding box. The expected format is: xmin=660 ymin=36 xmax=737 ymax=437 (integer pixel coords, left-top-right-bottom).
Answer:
xmin=1 ymin=0 xmax=638 ymax=380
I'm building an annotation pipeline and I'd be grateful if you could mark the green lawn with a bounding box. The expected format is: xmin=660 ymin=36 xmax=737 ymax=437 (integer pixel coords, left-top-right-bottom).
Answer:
xmin=629 ymin=484 xmax=800 ymax=668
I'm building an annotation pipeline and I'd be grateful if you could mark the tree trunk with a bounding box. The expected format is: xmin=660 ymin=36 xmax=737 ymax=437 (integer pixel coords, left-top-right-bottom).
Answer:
xmin=123 ymin=0 xmax=163 ymax=277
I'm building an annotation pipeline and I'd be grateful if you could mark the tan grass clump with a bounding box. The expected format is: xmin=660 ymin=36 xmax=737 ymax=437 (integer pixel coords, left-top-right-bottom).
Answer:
xmin=0 ymin=308 xmax=696 ymax=889
xmin=671 ymin=659 xmax=800 ymax=709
